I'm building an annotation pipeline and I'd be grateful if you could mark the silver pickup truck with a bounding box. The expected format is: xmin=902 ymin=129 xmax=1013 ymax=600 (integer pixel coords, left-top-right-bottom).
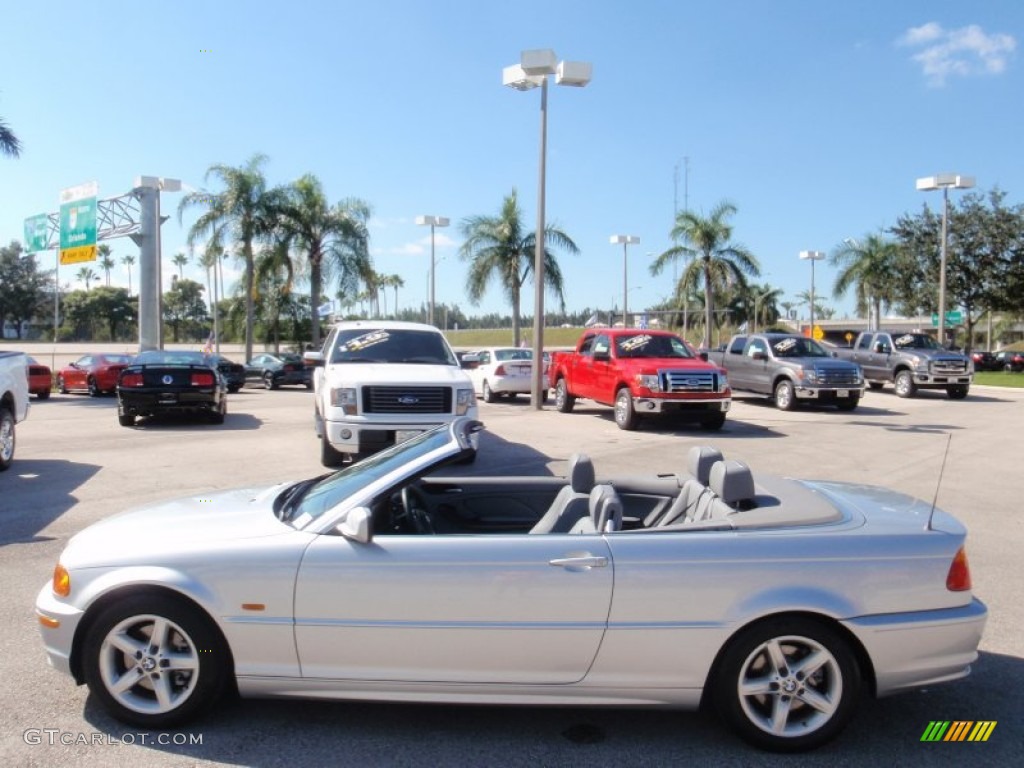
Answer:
xmin=833 ymin=331 xmax=972 ymax=399
xmin=708 ymin=333 xmax=865 ymax=411
xmin=1 ymin=350 xmax=30 ymax=471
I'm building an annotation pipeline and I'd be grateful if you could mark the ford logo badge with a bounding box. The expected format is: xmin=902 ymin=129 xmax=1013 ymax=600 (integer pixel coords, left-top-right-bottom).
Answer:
xmin=162 ymin=375 xmax=173 ymax=385
xmin=684 ymin=378 xmax=701 ymax=387
xmin=398 ymin=396 xmax=419 ymax=405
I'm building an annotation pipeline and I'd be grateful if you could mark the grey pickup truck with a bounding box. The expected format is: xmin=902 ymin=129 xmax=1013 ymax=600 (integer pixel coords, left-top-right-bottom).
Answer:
xmin=833 ymin=331 xmax=972 ymax=399
xmin=708 ymin=333 xmax=865 ymax=411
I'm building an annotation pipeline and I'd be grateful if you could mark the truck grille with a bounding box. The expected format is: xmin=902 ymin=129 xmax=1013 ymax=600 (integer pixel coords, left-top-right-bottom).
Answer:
xmin=661 ymin=370 xmax=719 ymax=393
xmin=814 ymin=368 xmax=861 ymax=386
xmin=930 ymin=359 xmax=968 ymax=375
xmin=362 ymin=386 xmax=452 ymax=414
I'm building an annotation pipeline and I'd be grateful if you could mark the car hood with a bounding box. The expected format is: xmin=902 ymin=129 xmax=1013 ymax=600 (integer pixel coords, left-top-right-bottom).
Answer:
xmin=325 ymin=363 xmax=471 ymax=385
xmin=60 ymin=484 xmax=296 ymax=568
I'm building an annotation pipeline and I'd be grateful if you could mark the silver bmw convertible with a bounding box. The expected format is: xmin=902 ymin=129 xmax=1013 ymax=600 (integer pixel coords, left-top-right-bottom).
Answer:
xmin=35 ymin=418 xmax=986 ymax=752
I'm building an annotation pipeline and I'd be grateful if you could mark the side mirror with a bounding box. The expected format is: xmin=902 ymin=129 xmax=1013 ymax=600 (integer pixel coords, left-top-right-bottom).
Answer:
xmin=304 ymin=351 xmax=325 ymax=368
xmin=338 ymin=506 xmax=372 ymax=543
xmin=698 ymin=350 xmax=709 ymax=362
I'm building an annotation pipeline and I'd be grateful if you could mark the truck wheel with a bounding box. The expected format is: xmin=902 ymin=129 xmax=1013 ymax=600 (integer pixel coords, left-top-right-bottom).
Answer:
xmin=321 ymin=432 xmax=346 ymax=468
xmin=700 ymin=412 xmax=727 ymax=431
xmin=894 ymin=370 xmax=916 ymax=398
xmin=0 ymin=406 xmax=14 ymax=471
xmin=946 ymin=385 xmax=969 ymax=400
xmin=868 ymin=382 xmax=884 ymax=391
xmin=614 ymin=387 xmax=638 ymax=431
xmin=774 ymin=380 xmax=796 ymax=411
xmin=554 ymin=378 xmax=575 ymax=413
xmin=482 ymin=380 xmax=497 ymax=403
xmin=835 ymin=396 xmax=859 ymax=412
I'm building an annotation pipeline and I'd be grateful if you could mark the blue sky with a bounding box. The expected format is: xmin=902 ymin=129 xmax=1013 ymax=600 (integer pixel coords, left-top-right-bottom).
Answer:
xmin=1 ymin=0 xmax=1021 ymax=323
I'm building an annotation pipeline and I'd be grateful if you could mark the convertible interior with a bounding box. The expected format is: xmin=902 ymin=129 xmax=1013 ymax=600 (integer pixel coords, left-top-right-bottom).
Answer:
xmin=371 ymin=445 xmax=844 ymax=536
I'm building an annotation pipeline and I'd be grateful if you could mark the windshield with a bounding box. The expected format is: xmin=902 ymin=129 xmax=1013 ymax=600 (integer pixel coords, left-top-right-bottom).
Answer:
xmin=329 ymin=328 xmax=457 ymax=366
xmin=615 ymin=333 xmax=693 ymax=359
xmin=893 ymin=334 xmax=941 ymax=350
xmin=771 ymin=337 xmax=830 ymax=358
xmin=287 ymin=425 xmax=455 ymax=526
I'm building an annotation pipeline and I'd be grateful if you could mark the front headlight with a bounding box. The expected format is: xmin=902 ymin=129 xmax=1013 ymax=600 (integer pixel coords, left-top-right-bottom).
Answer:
xmin=636 ymin=373 xmax=661 ymax=392
xmin=455 ymin=388 xmax=474 ymax=415
xmin=330 ymin=387 xmax=357 ymax=415
xmin=718 ymin=372 xmax=729 ymax=392
xmin=800 ymin=369 xmax=818 ymax=384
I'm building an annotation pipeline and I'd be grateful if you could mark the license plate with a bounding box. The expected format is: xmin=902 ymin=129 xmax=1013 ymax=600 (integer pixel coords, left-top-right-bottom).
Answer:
xmin=395 ymin=430 xmax=422 ymax=443
xmin=158 ymin=393 xmax=177 ymax=404
xmin=836 ymin=390 xmax=849 ymax=397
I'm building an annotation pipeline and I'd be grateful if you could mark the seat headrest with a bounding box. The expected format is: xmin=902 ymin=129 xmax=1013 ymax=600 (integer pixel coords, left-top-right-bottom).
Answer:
xmin=588 ymin=484 xmax=622 ymax=532
xmin=569 ymin=453 xmax=596 ymax=493
xmin=688 ymin=445 xmax=724 ymax=484
xmin=709 ymin=460 xmax=755 ymax=505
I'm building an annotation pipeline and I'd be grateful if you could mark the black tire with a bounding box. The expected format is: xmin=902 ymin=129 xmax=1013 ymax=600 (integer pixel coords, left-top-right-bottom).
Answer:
xmin=81 ymin=593 xmax=229 ymax=729
xmin=867 ymin=382 xmax=884 ymax=391
xmin=554 ymin=378 xmax=575 ymax=413
xmin=713 ymin=617 xmax=861 ymax=753
xmin=227 ymin=385 xmax=241 ymax=394
xmin=57 ymin=375 xmax=68 ymax=394
xmin=700 ymin=412 xmax=727 ymax=430
xmin=37 ymin=389 xmax=51 ymax=400
xmin=894 ymin=370 xmax=916 ymax=398
xmin=210 ymin=398 xmax=227 ymax=425
xmin=118 ymin=412 xmax=135 ymax=427
xmin=482 ymin=380 xmax=497 ymax=403
xmin=835 ymin=396 xmax=859 ymax=412
xmin=263 ymin=372 xmax=277 ymax=390
xmin=0 ymin=406 xmax=14 ymax=471
xmin=774 ymin=380 xmax=796 ymax=411
xmin=321 ymin=431 xmax=346 ymax=468
xmin=88 ymin=377 xmax=100 ymax=397
xmin=946 ymin=385 xmax=969 ymax=400
xmin=614 ymin=387 xmax=637 ymax=431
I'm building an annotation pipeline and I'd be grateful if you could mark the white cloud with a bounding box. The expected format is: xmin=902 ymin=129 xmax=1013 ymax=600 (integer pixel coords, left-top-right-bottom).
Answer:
xmin=898 ymin=22 xmax=1016 ymax=87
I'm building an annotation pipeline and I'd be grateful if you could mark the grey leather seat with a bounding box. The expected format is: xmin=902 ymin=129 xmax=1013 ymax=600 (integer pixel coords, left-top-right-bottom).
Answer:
xmin=529 ymin=453 xmax=595 ymax=533
xmin=704 ymin=460 xmax=757 ymax=521
xmin=653 ymin=445 xmax=723 ymax=527
xmin=570 ymin=484 xmax=623 ymax=534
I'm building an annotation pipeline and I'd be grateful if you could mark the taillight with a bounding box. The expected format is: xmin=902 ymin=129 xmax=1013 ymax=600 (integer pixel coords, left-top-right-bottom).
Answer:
xmin=495 ymin=364 xmax=506 ymax=376
xmin=191 ymin=372 xmax=216 ymax=386
xmin=946 ymin=547 xmax=972 ymax=591
xmin=120 ymin=372 xmax=144 ymax=387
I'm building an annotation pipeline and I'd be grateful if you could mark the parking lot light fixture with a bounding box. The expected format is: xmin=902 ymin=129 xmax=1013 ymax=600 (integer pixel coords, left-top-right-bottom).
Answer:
xmin=915 ymin=174 xmax=975 ymax=346
xmin=504 ymin=49 xmax=592 ymax=409
xmin=611 ymin=235 xmax=640 ymax=327
xmin=415 ymin=216 xmax=449 ymax=327
xmin=799 ymin=251 xmax=826 ymax=338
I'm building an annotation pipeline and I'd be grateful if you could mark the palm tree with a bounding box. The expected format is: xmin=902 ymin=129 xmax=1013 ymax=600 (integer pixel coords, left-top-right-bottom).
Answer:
xmin=0 ymin=114 xmax=20 ymax=158
xmin=76 ymin=267 xmax=97 ymax=290
xmin=254 ymin=240 xmax=297 ymax=353
xmin=172 ymin=251 xmax=189 ymax=280
xmin=121 ymin=254 xmax=135 ymax=294
xmin=277 ymin=174 xmax=371 ymax=347
xmin=97 ymin=244 xmax=116 ymax=286
xmin=385 ymin=273 xmax=405 ymax=317
xmin=650 ymin=201 xmax=760 ymax=349
xmin=459 ymin=190 xmax=577 ymax=347
xmin=830 ymin=234 xmax=899 ymax=331
xmin=179 ymin=153 xmax=286 ymax=362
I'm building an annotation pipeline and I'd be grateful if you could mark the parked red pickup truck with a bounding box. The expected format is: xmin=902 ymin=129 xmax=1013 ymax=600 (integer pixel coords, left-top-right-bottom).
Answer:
xmin=548 ymin=329 xmax=731 ymax=430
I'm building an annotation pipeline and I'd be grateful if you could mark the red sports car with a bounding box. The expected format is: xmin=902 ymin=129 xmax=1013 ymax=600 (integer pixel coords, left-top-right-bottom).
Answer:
xmin=57 ymin=353 xmax=133 ymax=396
xmin=26 ymin=356 xmax=53 ymax=399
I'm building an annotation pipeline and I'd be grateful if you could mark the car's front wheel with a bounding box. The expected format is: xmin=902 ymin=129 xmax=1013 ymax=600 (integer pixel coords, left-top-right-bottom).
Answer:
xmin=774 ymin=380 xmax=796 ymax=411
xmin=82 ymin=593 xmax=229 ymax=728
xmin=0 ymin=406 xmax=14 ymax=471
xmin=57 ymin=375 xmax=68 ymax=394
xmin=263 ymin=372 xmax=277 ymax=390
xmin=87 ymin=376 xmax=100 ymax=397
xmin=894 ymin=370 xmax=916 ymax=398
xmin=614 ymin=387 xmax=638 ymax=430
xmin=713 ymin=617 xmax=861 ymax=752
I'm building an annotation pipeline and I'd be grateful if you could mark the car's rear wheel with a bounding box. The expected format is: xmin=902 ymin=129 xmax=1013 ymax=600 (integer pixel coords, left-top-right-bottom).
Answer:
xmin=482 ymin=380 xmax=497 ymax=403
xmin=321 ymin=431 xmax=345 ymax=468
xmin=894 ymin=370 xmax=916 ymax=398
xmin=0 ymin=406 xmax=14 ymax=471
xmin=713 ymin=617 xmax=861 ymax=752
xmin=554 ymin=378 xmax=575 ymax=413
xmin=774 ymin=380 xmax=796 ymax=411
xmin=82 ymin=594 xmax=229 ymax=729
xmin=614 ymin=387 xmax=637 ymax=430
xmin=210 ymin=398 xmax=226 ymax=424
xmin=946 ymin=385 xmax=969 ymax=400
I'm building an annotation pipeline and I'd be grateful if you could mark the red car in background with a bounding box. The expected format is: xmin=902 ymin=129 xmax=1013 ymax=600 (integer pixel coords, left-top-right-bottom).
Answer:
xmin=26 ymin=356 xmax=53 ymax=399
xmin=57 ymin=353 xmax=132 ymax=396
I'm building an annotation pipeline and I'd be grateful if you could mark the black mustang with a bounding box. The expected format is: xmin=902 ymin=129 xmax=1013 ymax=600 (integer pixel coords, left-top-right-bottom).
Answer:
xmin=117 ymin=350 xmax=228 ymax=426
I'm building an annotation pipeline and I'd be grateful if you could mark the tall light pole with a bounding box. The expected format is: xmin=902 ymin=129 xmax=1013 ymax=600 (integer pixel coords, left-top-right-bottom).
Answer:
xmin=915 ymin=174 xmax=975 ymax=346
xmin=799 ymin=251 xmax=826 ymax=339
xmin=610 ymin=235 xmax=639 ymax=327
xmin=504 ymin=49 xmax=592 ymax=409
xmin=415 ymin=215 xmax=449 ymax=327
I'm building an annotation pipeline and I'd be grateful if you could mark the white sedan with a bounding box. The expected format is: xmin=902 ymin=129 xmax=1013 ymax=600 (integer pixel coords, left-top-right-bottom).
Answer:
xmin=465 ymin=347 xmax=541 ymax=402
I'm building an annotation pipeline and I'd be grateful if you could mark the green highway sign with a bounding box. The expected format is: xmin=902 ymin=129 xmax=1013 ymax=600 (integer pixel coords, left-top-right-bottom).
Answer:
xmin=59 ymin=181 xmax=98 ymax=265
xmin=23 ymin=214 xmax=50 ymax=253
xmin=931 ymin=310 xmax=964 ymax=326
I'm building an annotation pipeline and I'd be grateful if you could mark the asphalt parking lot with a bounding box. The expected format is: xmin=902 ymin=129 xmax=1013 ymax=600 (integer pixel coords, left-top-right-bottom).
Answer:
xmin=2 ymin=384 xmax=1022 ymax=766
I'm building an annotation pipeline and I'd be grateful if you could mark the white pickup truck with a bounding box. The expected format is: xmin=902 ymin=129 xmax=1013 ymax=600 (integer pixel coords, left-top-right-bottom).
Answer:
xmin=1 ymin=350 xmax=30 ymax=471
xmin=305 ymin=321 xmax=478 ymax=467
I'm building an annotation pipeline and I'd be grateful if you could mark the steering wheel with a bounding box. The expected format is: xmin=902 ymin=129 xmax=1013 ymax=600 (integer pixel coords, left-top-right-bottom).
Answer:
xmin=400 ymin=485 xmax=436 ymax=534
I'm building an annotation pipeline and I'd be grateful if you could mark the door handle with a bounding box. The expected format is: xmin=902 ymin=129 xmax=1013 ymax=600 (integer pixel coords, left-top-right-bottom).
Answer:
xmin=549 ymin=556 xmax=608 ymax=568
